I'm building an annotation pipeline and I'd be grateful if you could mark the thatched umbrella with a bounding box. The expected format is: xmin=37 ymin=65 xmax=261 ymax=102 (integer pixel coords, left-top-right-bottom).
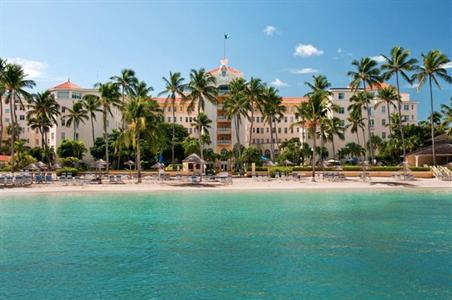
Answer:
xmin=24 ymin=163 xmax=39 ymax=182
xmin=284 ymin=159 xmax=294 ymax=166
xmin=124 ymin=160 xmax=135 ymax=177
xmin=37 ymin=161 xmax=48 ymax=170
xmin=52 ymin=162 xmax=61 ymax=169
xmin=151 ymin=162 xmax=164 ymax=169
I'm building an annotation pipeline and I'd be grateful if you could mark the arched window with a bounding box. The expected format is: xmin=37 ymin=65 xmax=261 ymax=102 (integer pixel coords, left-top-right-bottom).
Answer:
xmin=264 ymin=149 xmax=271 ymax=158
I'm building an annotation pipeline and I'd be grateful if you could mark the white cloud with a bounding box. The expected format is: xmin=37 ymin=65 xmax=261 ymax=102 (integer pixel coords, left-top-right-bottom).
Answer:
xmin=271 ymin=78 xmax=289 ymax=87
xmin=293 ymin=44 xmax=324 ymax=57
xmin=337 ymin=48 xmax=343 ymax=54
xmin=291 ymin=68 xmax=319 ymax=74
xmin=263 ymin=25 xmax=277 ymax=36
xmin=7 ymin=57 xmax=47 ymax=79
xmin=371 ymin=55 xmax=386 ymax=63
xmin=441 ymin=61 xmax=452 ymax=69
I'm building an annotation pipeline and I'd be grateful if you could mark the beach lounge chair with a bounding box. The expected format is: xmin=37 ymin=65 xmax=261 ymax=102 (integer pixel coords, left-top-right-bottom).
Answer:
xmin=5 ymin=176 xmax=14 ymax=187
xmin=109 ymin=175 xmax=117 ymax=184
xmin=116 ymin=175 xmax=124 ymax=184
xmin=0 ymin=176 xmax=5 ymax=188
xmin=35 ymin=174 xmax=43 ymax=184
xmin=59 ymin=174 xmax=66 ymax=185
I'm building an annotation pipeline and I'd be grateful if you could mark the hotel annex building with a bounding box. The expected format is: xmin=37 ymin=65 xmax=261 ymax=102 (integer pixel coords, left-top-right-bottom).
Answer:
xmin=1 ymin=59 xmax=418 ymax=160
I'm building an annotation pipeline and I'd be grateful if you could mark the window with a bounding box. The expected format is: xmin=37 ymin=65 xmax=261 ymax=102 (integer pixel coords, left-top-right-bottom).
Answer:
xmin=57 ymin=91 xmax=69 ymax=99
xmin=338 ymin=107 xmax=345 ymax=114
xmin=382 ymin=132 xmax=386 ymax=139
xmin=338 ymin=92 xmax=345 ymax=100
xmin=189 ymin=117 xmax=192 ymax=122
xmin=61 ymin=132 xmax=66 ymax=140
xmin=290 ymin=116 xmax=294 ymax=122
xmin=71 ymin=92 xmax=82 ymax=99
xmin=278 ymin=128 xmax=281 ymax=133
xmin=75 ymin=133 xmax=79 ymax=141
xmin=266 ymin=128 xmax=269 ymax=133
xmin=35 ymin=139 xmax=39 ymax=145
xmin=370 ymin=119 xmax=375 ymax=128
xmin=411 ymin=105 xmax=414 ymax=110
xmin=180 ymin=117 xmax=182 ymax=122
xmin=167 ymin=107 xmax=171 ymax=112
xmin=284 ymin=117 xmax=287 ymax=123
xmin=297 ymin=127 xmax=299 ymax=133
xmin=402 ymin=115 xmax=408 ymax=122
xmin=382 ymin=119 xmax=386 ymax=126
xmin=189 ymin=128 xmax=192 ymax=134
xmin=253 ymin=128 xmax=256 ymax=133
xmin=256 ymin=128 xmax=260 ymax=134
xmin=404 ymin=104 xmax=409 ymax=111
xmin=381 ymin=106 xmax=385 ymax=113
xmin=62 ymin=107 xmax=66 ymax=113
xmin=19 ymin=115 xmax=25 ymax=121
xmin=167 ymin=117 xmax=171 ymax=122
xmin=51 ymin=133 xmax=55 ymax=140
xmin=5 ymin=118 xmax=9 ymax=123
xmin=185 ymin=117 xmax=188 ymax=122
xmin=284 ymin=128 xmax=288 ymax=134
xmin=5 ymin=108 xmax=9 ymax=113
xmin=61 ymin=120 xmax=66 ymax=126
xmin=368 ymin=107 xmax=373 ymax=116
xmin=340 ymin=120 xmax=345 ymax=126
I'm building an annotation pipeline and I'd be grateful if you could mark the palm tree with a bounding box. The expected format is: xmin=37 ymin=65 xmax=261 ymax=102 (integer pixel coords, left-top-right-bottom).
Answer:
xmin=346 ymin=108 xmax=366 ymax=146
xmin=381 ymin=46 xmax=418 ymax=159
xmin=110 ymin=69 xmax=138 ymax=128
xmin=0 ymin=58 xmax=7 ymax=150
xmin=27 ymin=91 xmax=60 ymax=162
xmin=186 ymin=69 xmax=217 ymax=161
xmin=63 ymin=102 xmax=89 ymax=141
xmin=223 ymin=78 xmax=249 ymax=166
xmin=123 ymin=96 xmax=162 ymax=183
xmin=95 ymin=82 xmax=121 ymax=172
xmin=375 ymin=85 xmax=398 ymax=135
xmin=262 ymin=86 xmax=286 ymax=161
xmin=348 ymin=91 xmax=374 ymax=160
xmin=82 ymin=94 xmax=102 ymax=145
xmin=1 ymin=63 xmax=35 ymax=171
xmin=293 ymin=90 xmax=331 ymax=181
xmin=324 ymin=117 xmax=345 ymax=159
xmin=305 ymin=75 xmax=332 ymax=95
xmin=191 ymin=112 xmax=212 ymax=159
xmin=131 ymin=80 xmax=153 ymax=98
xmin=159 ymin=72 xmax=186 ymax=164
xmin=440 ymin=99 xmax=451 ymax=136
xmin=245 ymin=78 xmax=265 ymax=146
xmin=413 ymin=50 xmax=451 ymax=166
xmin=347 ymin=57 xmax=382 ymax=163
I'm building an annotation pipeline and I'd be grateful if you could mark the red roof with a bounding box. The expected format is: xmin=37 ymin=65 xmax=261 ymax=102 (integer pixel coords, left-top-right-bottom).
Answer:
xmin=0 ymin=155 xmax=11 ymax=162
xmin=208 ymin=66 xmax=243 ymax=75
xmin=51 ymin=80 xmax=81 ymax=90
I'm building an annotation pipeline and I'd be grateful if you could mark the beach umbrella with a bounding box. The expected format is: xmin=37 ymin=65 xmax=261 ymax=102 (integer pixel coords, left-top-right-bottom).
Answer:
xmin=37 ymin=161 xmax=48 ymax=170
xmin=151 ymin=162 xmax=164 ymax=169
xmin=52 ymin=162 xmax=61 ymax=169
xmin=25 ymin=163 xmax=39 ymax=171
xmin=124 ymin=160 xmax=135 ymax=177
xmin=263 ymin=160 xmax=275 ymax=166
xmin=284 ymin=159 xmax=294 ymax=166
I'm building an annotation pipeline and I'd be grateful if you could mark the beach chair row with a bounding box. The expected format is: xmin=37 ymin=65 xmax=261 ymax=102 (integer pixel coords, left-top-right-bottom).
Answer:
xmin=0 ymin=174 xmax=33 ymax=188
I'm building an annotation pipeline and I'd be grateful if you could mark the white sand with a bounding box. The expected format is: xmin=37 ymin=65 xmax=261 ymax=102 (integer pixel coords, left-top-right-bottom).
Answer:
xmin=0 ymin=177 xmax=450 ymax=195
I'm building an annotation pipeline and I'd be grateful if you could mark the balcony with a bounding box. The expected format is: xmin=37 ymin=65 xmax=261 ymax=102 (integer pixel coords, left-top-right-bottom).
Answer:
xmin=217 ymin=115 xmax=230 ymax=121
xmin=217 ymin=128 xmax=231 ymax=134
xmin=217 ymin=140 xmax=231 ymax=145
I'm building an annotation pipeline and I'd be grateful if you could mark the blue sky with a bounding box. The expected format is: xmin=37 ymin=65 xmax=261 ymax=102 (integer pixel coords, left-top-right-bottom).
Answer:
xmin=1 ymin=0 xmax=450 ymax=120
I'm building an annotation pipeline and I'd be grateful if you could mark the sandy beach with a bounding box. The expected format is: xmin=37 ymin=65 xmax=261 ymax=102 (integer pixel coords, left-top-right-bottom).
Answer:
xmin=0 ymin=177 xmax=450 ymax=195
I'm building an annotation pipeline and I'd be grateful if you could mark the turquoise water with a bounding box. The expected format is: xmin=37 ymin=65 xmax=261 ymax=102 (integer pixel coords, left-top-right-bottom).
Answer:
xmin=0 ymin=190 xmax=451 ymax=299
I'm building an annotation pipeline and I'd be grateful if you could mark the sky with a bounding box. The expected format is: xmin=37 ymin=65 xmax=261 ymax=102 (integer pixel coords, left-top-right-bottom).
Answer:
xmin=0 ymin=0 xmax=451 ymax=120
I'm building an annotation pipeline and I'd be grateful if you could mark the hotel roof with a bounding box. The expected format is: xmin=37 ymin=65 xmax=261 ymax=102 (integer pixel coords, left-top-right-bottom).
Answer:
xmin=51 ymin=80 xmax=82 ymax=90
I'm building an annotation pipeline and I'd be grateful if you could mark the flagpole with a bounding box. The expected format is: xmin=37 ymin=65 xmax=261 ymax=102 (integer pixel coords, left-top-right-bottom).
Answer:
xmin=223 ymin=34 xmax=226 ymax=59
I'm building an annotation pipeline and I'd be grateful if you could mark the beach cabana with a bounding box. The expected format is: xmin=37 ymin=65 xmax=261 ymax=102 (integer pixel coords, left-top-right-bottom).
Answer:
xmin=406 ymin=135 xmax=452 ymax=167
xmin=37 ymin=161 xmax=48 ymax=170
xmin=182 ymin=153 xmax=205 ymax=175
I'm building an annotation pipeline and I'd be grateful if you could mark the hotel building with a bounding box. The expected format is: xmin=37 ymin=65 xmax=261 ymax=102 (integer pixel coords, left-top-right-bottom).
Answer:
xmin=1 ymin=58 xmax=418 ymax=160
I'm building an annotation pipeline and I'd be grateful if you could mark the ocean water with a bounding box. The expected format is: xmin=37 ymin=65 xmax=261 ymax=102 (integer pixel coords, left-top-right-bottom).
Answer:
xmin=0 ymin=190 xmax=451 ymax=299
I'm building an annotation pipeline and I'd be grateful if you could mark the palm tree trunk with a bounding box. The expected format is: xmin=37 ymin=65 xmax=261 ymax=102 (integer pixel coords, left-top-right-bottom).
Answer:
xmin=428 ymin=75 xmax=436 ymax=166
xmin=121 ymin=87 xmax=126 ymax=130
xmin=249 ymin=104 xmax=254 ymax=146
xmin=395 ymin=72 xmax=407 ymax=161
xmin=171 ymin=96 xmax=176 ymax=164
xmin=40 ymin=126 xmax=45 ymax=162
xmin=331 ymin=136 xmax=336 ymax=159
xmin=73 ymin=121 xmax=77 ymax=141
xmin=234 ymin=116 xmax=241 ymax=170
xmin=387 ymin=103 xmax=392 ymax=136
xmin=362 ymin=82 xmax=374 ymax=164
xmin=274 ymin=120 xmax=279 ymax=153
xmin=356 ymin=131 xmax=360 ymax=145
xmin=9 ymin=91 xmax=15 ymax=172
xmin=269 ymin=117 xmax=275 ymax=161
xmin=104 ymin=110 xmax=109 ymax=173
xmin=311 ymin=123 xmax=317 ymax=182
xmin=136 ymin=131 xmax=141 ymax=183
xmin=90 ymin=115 xmax=95 ymax=145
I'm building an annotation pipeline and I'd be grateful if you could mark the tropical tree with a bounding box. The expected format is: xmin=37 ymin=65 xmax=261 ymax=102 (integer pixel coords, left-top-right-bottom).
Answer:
xmin=57 ymin=139 xmax=87 ymax=159
xmin=1 ymin=63 xmax=35 ymax=171
xmin=95 ymin=82 xmax=121 ymax=172
xmin=63 ymin=102 xmax=89 ymax=141
xmin=293 ymin=90 xmax=332 ymax=181
xmin=0 ymin=58 xmax=7 ymax=150
xmin=262 ymin=86 xmax=286 ymax=161
xmin=123 ymin=96 xmax=162 ymax=183
xmin=27 ymin=91 xmax=60 ymax=162
xmin=110 ymin=69 xmax=138 ymax=128
xmin=131 ymin=80 xmax=153 ymax=98
xmin=186 ymin=69 xmax=217 ymax=161
xmin=381 ymin=46 xmax=418 ymax=159
xmin=223 ymin=78 xmax=249 ymax=167
xmin=346 ymin=108 xmax=366 ymax=145
xmin=81 ymin=94 xmax=101 ymax=145
xmin=413 ymin=50 xmax=451 ymax=165
xmin=324 ymin=116 xmax=345 ymax=158
xmin=245 ymin=78 xmax=265 ymax=146
xmin=375 ymin=85 xmax=398 ymax=135
xmin=191 ymin=112 xmax=212 ymax=160
xmin=440 ymin=99 xmax=451 ymax=136
xmin=159 ymin=72 xmax=186 ymax=164
xmin=347 ymin=57 xmax=382 ymax=164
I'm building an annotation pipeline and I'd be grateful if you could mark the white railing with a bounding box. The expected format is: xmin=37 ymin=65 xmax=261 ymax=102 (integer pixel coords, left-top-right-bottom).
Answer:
xmin=217 ymin=140 xmax=231 ymax=145
xmin=217 ymin=128 xmax=231 ymax=133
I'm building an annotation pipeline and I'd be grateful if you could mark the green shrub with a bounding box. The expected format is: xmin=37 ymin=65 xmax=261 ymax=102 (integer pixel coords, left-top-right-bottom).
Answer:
xmin=56 ymin=167 xmax=78 ymax=176
xmin=409 ymin=167 xmax=431 ymax=172
xmin=1 ymin=165 xmax=12 ymax=172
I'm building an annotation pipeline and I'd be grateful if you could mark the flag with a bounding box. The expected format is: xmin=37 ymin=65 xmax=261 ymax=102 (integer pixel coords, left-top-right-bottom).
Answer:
xmin=224 ymin=33 xmax=230 ymax=39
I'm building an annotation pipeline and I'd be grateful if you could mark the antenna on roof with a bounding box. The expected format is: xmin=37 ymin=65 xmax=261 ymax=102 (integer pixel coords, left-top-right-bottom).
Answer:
xmin=223 ymin=33 xmax=230 ymax=60
xmin=68 ymin=77 xmax=70 ymax=83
